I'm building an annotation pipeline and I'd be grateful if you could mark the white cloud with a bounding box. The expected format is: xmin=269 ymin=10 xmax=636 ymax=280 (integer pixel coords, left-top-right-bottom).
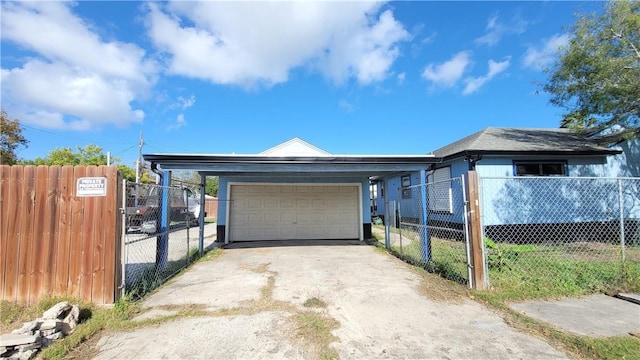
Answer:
xmin=168 ymin=114 xmax=187 ymax=130
xmin=463 ymin=57 xmax=511 ymax=95
xmin=397 ymin=72 xmax=406 ymax=85
xmin=1 ymin=60 xmax=144 ymax=130
xmin=523 ymin=34 xmax=570 ymax=71
xmin=173 ymin=95 xmax=196 ymax=110
xmin=145 ymin=1 xmax=409 ymax=87
xmin=421 ymin=51 xmax=471 ymax=88
xmin=0 ymin=1 xmax=154 ymax=130
xmin=338 ymin=100 xmax=356 ymax=113
xmin=475 ymin=12 xmax=528 ymax=47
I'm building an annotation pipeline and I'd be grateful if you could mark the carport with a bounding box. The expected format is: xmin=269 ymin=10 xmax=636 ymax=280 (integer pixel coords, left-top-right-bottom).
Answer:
xmin=143 ymin=138 xmax=439 ymax=247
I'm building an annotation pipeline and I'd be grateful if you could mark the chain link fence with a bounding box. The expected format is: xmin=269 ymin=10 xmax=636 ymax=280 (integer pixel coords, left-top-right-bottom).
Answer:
xmin=387 ymin=177 xmax=471 ymax=286
xmin=122 ymin=181 xmax=217 ymax=298
xmin=479 ymin=176 xmax=640 ymax=297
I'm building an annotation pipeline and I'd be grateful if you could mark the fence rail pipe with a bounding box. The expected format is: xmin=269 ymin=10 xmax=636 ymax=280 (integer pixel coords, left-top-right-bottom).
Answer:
xmin=618 ymin=178 xmax=626 ymax=262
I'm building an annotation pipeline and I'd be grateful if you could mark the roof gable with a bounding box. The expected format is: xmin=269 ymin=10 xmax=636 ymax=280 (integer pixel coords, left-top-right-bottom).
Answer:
xmin=432 ymin=127 xmax=620 ymax=159
xmin=260 ymin=137 xmax=331 ymax=156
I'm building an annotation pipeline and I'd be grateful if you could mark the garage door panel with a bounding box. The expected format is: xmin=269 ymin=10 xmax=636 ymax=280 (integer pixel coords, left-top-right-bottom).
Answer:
xmin=296 ymin=198 xmax=310 ymax=208
xmin=230 ymin=184 xmax=359 ymax=241
xmin=296 ymin=213 xmax=311 ymax=224
xmin=280 ymin=198 xmax=294 ymax=208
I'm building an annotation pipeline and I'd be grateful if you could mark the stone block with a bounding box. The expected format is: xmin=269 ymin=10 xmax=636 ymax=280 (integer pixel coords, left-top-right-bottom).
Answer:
xmin=42 ymin=302 xmax=70 ymax=320
xmin=38 ymin=319 xmax=59 ymax=331
xmin=61 ymin=305 xmax=79 ymax=335
xmin=39 ymin=329 xmax=57 ymax=337
xmin=0 ymin=334 xmax=38 ymax=347
xmin=45 ymin=332 xmax=63 ymax=341
xmin=11 ymin=321 xmax=38 ymax=335
xmin=17 ymin=343 xmax=39 ymax=352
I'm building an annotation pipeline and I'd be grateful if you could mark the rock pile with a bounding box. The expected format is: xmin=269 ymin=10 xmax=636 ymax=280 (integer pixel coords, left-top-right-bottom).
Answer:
xmin=1 ymin=301 xmax=80 ymax=360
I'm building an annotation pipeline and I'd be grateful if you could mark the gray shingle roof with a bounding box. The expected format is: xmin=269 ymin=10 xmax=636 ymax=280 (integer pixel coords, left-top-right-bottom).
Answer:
xmin=432 ymin=127 xmax=620 ymax=159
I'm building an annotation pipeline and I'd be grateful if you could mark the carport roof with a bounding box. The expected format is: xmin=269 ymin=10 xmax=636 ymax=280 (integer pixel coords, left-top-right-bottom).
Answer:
xmin=143 ymin=153 xmax=439 ymax=177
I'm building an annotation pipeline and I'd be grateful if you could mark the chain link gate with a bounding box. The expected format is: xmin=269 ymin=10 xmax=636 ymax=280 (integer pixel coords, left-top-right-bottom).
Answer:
xmin=387 ymin=176 xmax=472 ymax=287
xmin=121 ymin=180 xmax=211 ymax=298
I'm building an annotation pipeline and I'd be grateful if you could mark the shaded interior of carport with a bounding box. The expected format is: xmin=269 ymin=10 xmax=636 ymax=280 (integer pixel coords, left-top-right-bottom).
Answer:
xmin=143 ymin=153 xmax=439 ymax=246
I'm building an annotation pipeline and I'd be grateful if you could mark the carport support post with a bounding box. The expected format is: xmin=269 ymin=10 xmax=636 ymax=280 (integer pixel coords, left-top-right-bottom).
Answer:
xmin=156 ymin=171 xmax=170 ymax=271
xmin=465 ymin=171 xmax=486 ymax=290
xmin=420 ymin=170 xmax=430 ymax=262
xmin=199 ymin=173 xmax=206 ymax=254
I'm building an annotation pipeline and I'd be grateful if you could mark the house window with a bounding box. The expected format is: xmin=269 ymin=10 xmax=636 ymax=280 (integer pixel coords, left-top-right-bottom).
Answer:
xmin=427 ymin=167 xmax=452 ymax=212
xmin=514 ymin=161 xmax=566 ymax=176
xmin=401 ymin=175 xmax=411 ymax=199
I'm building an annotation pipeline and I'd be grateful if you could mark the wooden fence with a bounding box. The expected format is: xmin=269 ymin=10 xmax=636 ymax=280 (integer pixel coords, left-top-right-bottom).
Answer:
xmin=204 ymin=196 xmax=218 ymax=220
xmin=0 ymin=165 xmax=123 ymax=305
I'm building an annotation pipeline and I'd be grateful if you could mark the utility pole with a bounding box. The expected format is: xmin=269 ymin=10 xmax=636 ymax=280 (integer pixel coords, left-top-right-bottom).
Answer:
xmin=136 ymin=130 xmax=143 ymax=183
xmin=135 ymin=131 xmax=143 ymax=207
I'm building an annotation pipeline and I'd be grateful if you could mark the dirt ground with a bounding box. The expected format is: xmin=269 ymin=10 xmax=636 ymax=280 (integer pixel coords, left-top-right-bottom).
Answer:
xmin=90 ymin=241 xmax=568 ymax=359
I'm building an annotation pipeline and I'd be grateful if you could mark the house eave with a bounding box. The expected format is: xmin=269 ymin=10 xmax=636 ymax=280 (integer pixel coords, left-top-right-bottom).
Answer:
xmin=440 ymin=149 xmax=622 ymax=162
xmin=143 ymin=154 xmax=439 ymax=176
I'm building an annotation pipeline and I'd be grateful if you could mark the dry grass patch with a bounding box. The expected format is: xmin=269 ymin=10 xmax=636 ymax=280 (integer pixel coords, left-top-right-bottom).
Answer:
xmin=415 ymin=269 xmax=469 ymax=304
xmin=241 ymin=262 xmax=271 ymax=273
xmin=289 ymin=310 xmax=340 ymax=360
xmin=303 ymin=297 xmax=328 ymax=308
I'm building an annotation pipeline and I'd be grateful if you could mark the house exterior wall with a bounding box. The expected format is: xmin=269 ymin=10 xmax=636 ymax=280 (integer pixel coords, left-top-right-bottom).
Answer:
xmin=381 ymin=154 xmax=620 ymax=227
xmin=475 ymin=154 xmax=634 ymax=227
xmin=604 ymin=138 xmax=640 ymax=178
xmin=377 ymin=171 xmax=422 ymax=223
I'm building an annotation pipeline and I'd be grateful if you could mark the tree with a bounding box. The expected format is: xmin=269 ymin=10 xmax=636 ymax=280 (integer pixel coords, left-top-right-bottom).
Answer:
xmin=544 ymin=1 xmax=640 ymax=136
xmin=27 ymin=144 xmax=109 ymax=166
xmin=174 ymin=171 xmax=219 ymax=197
xmin=1 ymin=110 xmax=29 ymax=165
xmin=117 ymin=164 xmax=151 ymax=183
xmin=21 ymin=144 xmax=146 ymax=182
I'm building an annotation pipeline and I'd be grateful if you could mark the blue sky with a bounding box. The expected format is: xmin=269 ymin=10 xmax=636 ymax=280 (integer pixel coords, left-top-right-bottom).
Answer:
xmin=1 ymin=1 xmax=604 ymax=167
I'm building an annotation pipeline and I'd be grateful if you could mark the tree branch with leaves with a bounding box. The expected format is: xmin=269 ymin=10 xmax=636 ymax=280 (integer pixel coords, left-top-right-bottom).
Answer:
xmin=1 ymin=110 xmax=29 ymax=165
xmin=544 ymin=1 xmax=639 ymax=137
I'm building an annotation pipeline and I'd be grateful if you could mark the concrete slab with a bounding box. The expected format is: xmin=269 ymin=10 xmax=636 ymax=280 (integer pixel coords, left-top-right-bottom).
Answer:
xmin=94 ymin=244 xmax=568 ymax=359
xmin=510 ymin=294 xmax=640 ymax=337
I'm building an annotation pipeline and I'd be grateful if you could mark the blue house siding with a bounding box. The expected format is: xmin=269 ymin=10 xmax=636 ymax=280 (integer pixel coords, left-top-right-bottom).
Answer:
xmin=604 ymin=138 xmax=640 ymax=178
xmin=380 ymin=153 xmax=628 ymax=229
xmin=381 ymin=171 xmax=422 ymax=222
xmin=218 ymin=176 xmax=371 ymax=228
xmin=476 ymin=155 xmax=612 ymax=227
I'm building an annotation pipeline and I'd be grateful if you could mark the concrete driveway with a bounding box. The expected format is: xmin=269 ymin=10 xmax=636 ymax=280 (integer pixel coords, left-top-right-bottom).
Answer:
xmin=93 ymin=241 xmax=567 ymax=359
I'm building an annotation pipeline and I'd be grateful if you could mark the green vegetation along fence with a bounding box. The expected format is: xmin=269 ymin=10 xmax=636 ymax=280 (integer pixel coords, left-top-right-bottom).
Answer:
xmin=389 ymin=176 xmax=472 ymax=287
xmin=479 ymin=176 xmax=640 ymax=299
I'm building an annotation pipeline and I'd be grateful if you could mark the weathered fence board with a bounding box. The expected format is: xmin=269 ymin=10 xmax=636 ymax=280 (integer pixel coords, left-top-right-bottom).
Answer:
xmin=5 ymin=166 xmax=23 ymax=301
xmin=0 ymin=165 xmax=122 ymax=304
xmin=17 ymin=166 xmax=35 ymax=302
xmin=43 ymin=166 xmax=60 ymax=296
xmin=68 ymin=166 xmax=85 ymax=299
xmin=55 ymin=166 xmax=73 ymax=296
xmin=30 ymin=165 xmax=48 ymax=303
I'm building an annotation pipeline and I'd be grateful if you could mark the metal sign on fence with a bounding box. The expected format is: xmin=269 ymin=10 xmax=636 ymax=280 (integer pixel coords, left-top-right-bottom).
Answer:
xmin=76 ymin=177 xmax=108 ymax=197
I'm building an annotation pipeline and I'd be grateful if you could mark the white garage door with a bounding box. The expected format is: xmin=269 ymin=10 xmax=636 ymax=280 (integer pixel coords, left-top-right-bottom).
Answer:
xmin=229 ymin=184 xmax=360 ymax=241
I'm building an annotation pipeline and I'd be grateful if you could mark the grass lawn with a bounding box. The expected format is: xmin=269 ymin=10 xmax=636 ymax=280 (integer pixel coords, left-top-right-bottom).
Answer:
xmin=374 ymin=224 xmax=640 ymax=360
